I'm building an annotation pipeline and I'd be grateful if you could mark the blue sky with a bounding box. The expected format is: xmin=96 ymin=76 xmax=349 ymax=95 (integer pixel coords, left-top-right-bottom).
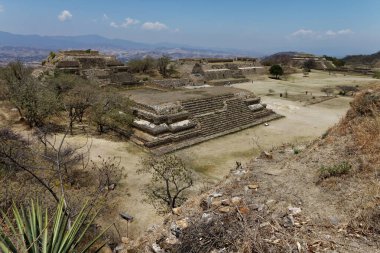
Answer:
xmin=0 ymin=0 xmax=379 ymax=56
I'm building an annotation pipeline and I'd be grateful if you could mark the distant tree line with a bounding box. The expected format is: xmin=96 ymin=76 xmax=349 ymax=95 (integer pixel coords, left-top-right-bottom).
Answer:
xmin=323 ymin=55 xmax=345 ymax=67
xmin=127 ymin=55 xmax=178 ymax=78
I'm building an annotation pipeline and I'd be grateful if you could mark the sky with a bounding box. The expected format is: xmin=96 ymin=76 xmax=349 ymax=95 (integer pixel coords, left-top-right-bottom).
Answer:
xmin=0 ymin=0 xmax=379 ymax=56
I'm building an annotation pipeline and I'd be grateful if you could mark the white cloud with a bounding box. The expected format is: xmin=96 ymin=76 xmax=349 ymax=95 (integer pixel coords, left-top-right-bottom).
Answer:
xmin=337 ymin=29 xmax=353 ymax=35
xmin=103 ymin=14 xmax=109 ymax=20
xmin=0 ymin=5 xmax=4 ymax=12
xmin=121 ymin=17 xmax=139 ymax=28
xmin=58 ymin=10 xmax=72 ymax=22
xmin=110 ymin=22 xmax=119 ymax=28
xmin=326 ymin=30 xmax=336 ymax=36
xmin=326 ymin=29 xmax=353 ymax=36
xmin=291 ymin=28 xmax=354 ymax=39
xmin=110 ymin=17 xmax=139 ymax=28
xmin=291 ymin=29 xmax=314 ymax=36
xmin=142 ymin=21 xmax=168 ymax=31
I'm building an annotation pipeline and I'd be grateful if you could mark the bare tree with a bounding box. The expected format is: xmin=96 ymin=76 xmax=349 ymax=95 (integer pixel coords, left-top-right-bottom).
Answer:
xmin=0 ymin=128 xmax=60 ymax=203
xmin=91 ymin=155 xmax=125 ymax=191
xmin=89 ymin=93 xmax=134 ymax=136
xmin=63 ymin=85 xmax=95 ymax=134
xmin=157 ymin=56 xmax=172 ymax=77
xmin=321 ymin=87 xmax=335 ymax=97
xmin=137 ymin=154 xmax=194 ymax=213
xmin=3 ymin=62 xmax=59 ymax=127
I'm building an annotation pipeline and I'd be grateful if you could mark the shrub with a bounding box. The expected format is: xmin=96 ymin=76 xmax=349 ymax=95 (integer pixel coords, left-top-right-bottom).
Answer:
xmin=0 ymin=199 xmax=109 ymax=253
xmin=373 ymin=71 xmax=380 ymax=79
xmin=269 ymin=65 xmax=283 ymax=79
xmin=319 ymin=162 xmax=351 ymax=179
xmin=49 ymin=51 xmax=56 ymax=59
xmin=321 ymin=129 xmax=330 ymax=139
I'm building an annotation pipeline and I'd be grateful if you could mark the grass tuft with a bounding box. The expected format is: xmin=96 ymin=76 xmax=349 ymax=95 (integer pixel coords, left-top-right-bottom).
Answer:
xmin=319 ymin=161 xmax=351 ymax=179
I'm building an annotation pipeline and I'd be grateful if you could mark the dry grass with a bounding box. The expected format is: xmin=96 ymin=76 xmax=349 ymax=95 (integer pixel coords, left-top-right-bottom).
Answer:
xmin=337 ymin=88 xmax=380 ymax=167
xmin=330 ymin=88 xmax=380 ymax=239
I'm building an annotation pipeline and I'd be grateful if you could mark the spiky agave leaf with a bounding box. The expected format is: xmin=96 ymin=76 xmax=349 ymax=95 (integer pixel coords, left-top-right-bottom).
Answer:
xmin=0 ymin=199 xmax=109 ymax=253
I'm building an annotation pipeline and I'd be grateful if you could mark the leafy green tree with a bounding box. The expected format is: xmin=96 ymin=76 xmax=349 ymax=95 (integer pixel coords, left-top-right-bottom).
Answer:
xmin=323 ymin=55 xmax=345 ymax=67
xmin=157 ymin=56 xmax=172 ymax=77
xmin=0 ymin=199 xmax=109 ymax=253
xmin=89 ymin=93 xmax=133 ymax=136
xmin=269 ymin=65 xmax=284 ymax=79
xmin=3 ymin=62 xmax=59 ymax=127
xmin=303 ymin=59 xmax=316 ymax=71
xmin=127 ymin=56 xmax=156 ymax=74
xmin=137 ymin=155 xmax=194 ymax=213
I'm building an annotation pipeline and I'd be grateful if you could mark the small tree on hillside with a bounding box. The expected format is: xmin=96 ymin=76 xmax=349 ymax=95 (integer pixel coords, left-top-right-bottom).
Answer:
xmin=303 ymin=59 xmax=316 ymax=71
xmin=321 ymin=87 xmax=334 ymax=96
xmin=3 ymin=62 xmax=59 ymax=127
xmin=63 ymin=85 xmax=96 ymax=134
xmin=269 ymin=65 xmax=284 ymax=79
xmin=137 ymin=155 xmax=194 ymax=213
xmin=127 ymin=56 xmax=156 ymax=74
xmin=157 ymin=56 xmax=172 ymax=77
xmin=89 ymin=93 xmax=134 ymax=136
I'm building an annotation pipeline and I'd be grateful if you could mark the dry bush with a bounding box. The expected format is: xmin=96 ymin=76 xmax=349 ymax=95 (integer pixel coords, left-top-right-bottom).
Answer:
xmin=336 ymin=89 xmax=380 ymax=166
xmin=171 ymin=210 xmax=298 ymax=253
xmin=348 ymin=180 xmax=380 ymax=237
xmin=333 ymin=88 xmax=380 ymax=239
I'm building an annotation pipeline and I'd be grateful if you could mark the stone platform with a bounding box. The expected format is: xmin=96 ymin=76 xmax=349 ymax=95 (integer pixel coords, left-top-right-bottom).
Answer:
xmin=128 ymin=86 xmax=283 ymax=154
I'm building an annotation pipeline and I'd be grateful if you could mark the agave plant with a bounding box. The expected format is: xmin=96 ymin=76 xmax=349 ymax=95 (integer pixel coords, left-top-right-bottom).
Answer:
xmin=0 ymin=199 xmax=109 ymax=253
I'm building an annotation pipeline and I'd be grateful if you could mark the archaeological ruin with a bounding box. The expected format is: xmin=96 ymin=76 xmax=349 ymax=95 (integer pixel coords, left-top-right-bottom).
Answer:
xmin=41 ymin=51 xmax=281 ymax=153
xmin=128 ymin=86 xmax=282 ymax=154
xmin=43 ymin=50 xmax=137 ymax=85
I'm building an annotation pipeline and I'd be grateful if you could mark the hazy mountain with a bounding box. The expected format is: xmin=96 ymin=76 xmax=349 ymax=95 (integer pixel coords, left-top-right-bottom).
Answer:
xmin=0 ymin=31 xmax=153 ymax=50
xmin=343 ymin=51 xmax=380 ymax=68
xmin=0 ymin=31 xmax=263 ymax=65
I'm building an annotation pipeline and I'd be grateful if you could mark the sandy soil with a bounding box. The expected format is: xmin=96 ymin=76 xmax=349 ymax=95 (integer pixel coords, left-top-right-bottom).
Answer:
xmin=242 ymin=71 xmax=375 ymax=97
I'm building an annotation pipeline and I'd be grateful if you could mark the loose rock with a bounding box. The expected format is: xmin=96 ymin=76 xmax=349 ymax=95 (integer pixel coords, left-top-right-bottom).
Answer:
xmin=288 ymin=206 xmax=302 ymax=215
xmin=210 ymin=192 xmax=223 ymax=198
xmin=248 ymin=184 xmax=259 ymax=190
xmin=172 ymin=207 xmax=182 ymax=215
xmin=152 ymin=243 xmax=164 ymax=253
xmin=219 ymin=206 xmax=231 ymax=213
xmin=176 ymin=218 xmax=189 ymax=229
xmin=231 ymin=196 xmax=242 ymax=205
xmin=201 ymin=213 xmax=213 ymax=223
xmin=221 ymin=199 xmax=231 ymax=206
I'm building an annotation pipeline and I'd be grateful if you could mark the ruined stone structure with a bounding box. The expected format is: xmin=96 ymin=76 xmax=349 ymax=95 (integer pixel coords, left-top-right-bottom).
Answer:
xmin=129 ymin=87 xmax=282 ymax=154
xmin=188 ymin=58 xmax=261 ymax=85
xmin=151 ymin=78 xmax=201 ymax=88
xmin=291 ymin=54 xmax=335 ymax=70
xmin=44 ymin=50 xmax=137 ymax=85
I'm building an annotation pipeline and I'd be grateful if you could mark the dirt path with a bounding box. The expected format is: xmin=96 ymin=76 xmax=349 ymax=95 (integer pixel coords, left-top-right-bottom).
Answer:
xmin=178 ymin=96 xmax=351 ymax=180
xmin=62 ymin=135 xmax=162 ymax=239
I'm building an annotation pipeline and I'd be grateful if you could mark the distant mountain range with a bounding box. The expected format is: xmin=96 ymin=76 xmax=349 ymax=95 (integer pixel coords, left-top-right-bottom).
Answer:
xmin=0 ymin=31 xmax=152 ymax=50
xmin=0 ymin=31 xmax=261 ymax=65
xmin=343 ymin=51 xmax=380 ymax=68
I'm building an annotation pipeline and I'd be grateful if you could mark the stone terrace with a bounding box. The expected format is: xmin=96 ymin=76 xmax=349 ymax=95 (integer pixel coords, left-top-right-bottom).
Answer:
xmin=128 ymin=87 xmax=283 ymax=154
